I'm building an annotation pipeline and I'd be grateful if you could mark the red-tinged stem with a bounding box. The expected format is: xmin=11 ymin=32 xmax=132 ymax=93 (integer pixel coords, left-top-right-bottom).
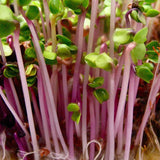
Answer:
xmin=109 ymin=0 xmax=116 ymax=58
xmin=72 ymin=11 xmax=86 ymax=102
xmin=37 ymin=70 xmax=51 ymax=151
xmin=13 ymin=26 xmax=39 ymax=160
xmin=29 ymin=87 xmax=44 ymax=138
xmin=0 ymin=87 xmax=29 ymax=138
xmin=105 ymin=71 xmax=115 ymax=160
xmin=114 ymin=42 xmax=136 ymax=136
xmin=124 ymin=68 xmax=137 ymax=160
xmin=39 ymin=8 xmax=47 ymax=42
xmin=42 ymin=0 xmax=51 ymax=39
xmin=82 ymin=1 xmax=98 ymax=158
xmin=20 ymin=9 xmax=68 ymax=154
xmin=89 ymin=96 xmax=96 ymax=160
xmin=0 ymin=38 xmax=6 ymax=63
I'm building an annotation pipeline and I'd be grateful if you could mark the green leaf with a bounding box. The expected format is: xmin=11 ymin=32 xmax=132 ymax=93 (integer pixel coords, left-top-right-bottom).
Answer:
xmin=85 ymin=52 xmax=99 ymax=68
xmin=95 ymin=53 xmax=113 ymax=71
xmin=0 ymin=44 xmax=12 ymax=56
xmin=136 ymin=65 xmax=153 ymax=83
xmin=43 ymin=50 xmax=57 ymax=65
xmin=64 ymin=0 xmax=84 ymax=10
xmin=113 ymin=28 xmax=133 ymax=45
xmin=25 ymin=47 xmax=37 ymax=59
xmin=71 ymin=111 xmax=81 ymax=124
xmin=56 ymin=34 xmax=72 ymax=45
xmin=82 ymin=0 xmax=89 ymax=8
xmin=67 ymin=103 xmax=80 ymax=112
xmin=134 ymin=27 xmax=148 ymax=43
xmin=17 ymin=0 xmax=31 ymax=6
xmin=88 ymin=77 xmax=104 ymax=88
xmin=146 ymin=9 xmax=159 ymax=17
xmin=27 ymin=76 xmax=37 ymax=87
xmin=68 ymin=45 xmax=77 ymax=54
xmin=146 ymin=41 xmax=159 ymax=50
xmin=146 ymin=50 xmax=158 ymax=63
xmin=93 ymin=88 xmax=109 ymax=104
xmin=49 ymin=0 xmax=60 ymax=14
xmin=145 ymin=0 xmax=157 ymax=3
xmin=3 ymin=64 xmax=19 ymax=78
xmin=0 ymin=5 xmax=17 ymax=38
xmin=137 ymin=11 xmax=146 ymax=24
xmin=131 ymin=43 xmax=146 ymax=63
xmin=26 ymin=5 xmax=39 ymax=20
xmin=25 ymin=64 xmax=37 ymax=77
xmin=18 ymin=0 xmax=31 ymax=6
xmin=57 ymin=44 xmax=71 ymax=59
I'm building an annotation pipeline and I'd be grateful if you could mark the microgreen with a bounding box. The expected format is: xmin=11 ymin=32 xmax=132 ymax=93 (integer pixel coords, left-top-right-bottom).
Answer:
xmin=131 ymin=43 xmax=146 ymax=63
xmin=95 ymin=53 xmax=113 ymax=71
xmin=133 ymin=27 xmax=148 ymax=43
xmin=67 ymin=103 xmax=80 ymax=112
xmin=93 ymin=88 xmax=109 ymax=104
xmin=136 ymin=63 xmax=154 ymax=83
xmin=113 ymin=28 xmax=134 ymax=45
xmin=145 ymin=9 xmax=160 ymax=17
xmin=0 ymin=5 xmax=17 ymax=38
xmin=0 ymin=1 xmax=159 ymax=160
xmin=17 ymin=0 xmax=31 ymax=6
xmin=3 ymin=64 xmax=19 ymax=78
xmin=88 ymin=77 xmax=104 ymax=88
xmin=49 ymin=0 xmax=60 ymax=15
xmin=25 ymin=5 xmax=40 ymax=20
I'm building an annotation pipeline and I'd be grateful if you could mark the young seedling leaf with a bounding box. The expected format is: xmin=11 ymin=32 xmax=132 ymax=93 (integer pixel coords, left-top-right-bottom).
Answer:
xmin=25 ymin=48 xmax=37 ymax=59
xmin=85 ymin=52 xmax=99 ymax=68
xmin=49 ymin=0 xmax=60 ymax=15
xmin=27 ymin=76 xmax=37 ymax=87
xmin=88 ymin=77 xmax=104 ymax=88
xmin=64 ymin=0 xmax=84 ymax=10
xmin=25 ymin=64 xmax=37 ymax=77
xmin=95 ymin=53 xmax=113 ymax=71
xmin=26 ymin=5 xmax=39 ymax=20
xmin=134 ymin=27 xmax=148 ymax=43
xmin=56 ymin=34 xmax=72 ymax=45
xmin=82 ymin=0 xmax=89 ymax=9
xmin=131 ymin=43 xmax=146 ymax=63
xmin=18 ymin=0 xmax=31 ymax=6
xmin=0 ymin=5 xmax=17 ymax=38
xmin=3 ymin=64 xmax=19 ymax=78
xmin=67 ymin=103 xmax=80 ymax=112
xmin=0 ymin=44 xmax=12 ymax=56
xmin=137 ymin=11 xmax=146 ymax=24
xmin=43 ymin=50 xmax=57 ymax=65
xmin=146 ymin=41 xmax=159 ymax=50
xmin=57 ymin=44 xmax=71 ymax=59
xmin=113 ymin=28 xmax=133 ymax=45
xmin=71 ymin=111 xmax=81 ymax=124
xmin=136 ymin=65 xmax=153 ymax=83
xmin=146 ymin=50 xmax=158 ymax=63
xmin=146 ymin=9 xmax=159 ymax=17
xmin=93 ymin=88 xmax=109 ymax=104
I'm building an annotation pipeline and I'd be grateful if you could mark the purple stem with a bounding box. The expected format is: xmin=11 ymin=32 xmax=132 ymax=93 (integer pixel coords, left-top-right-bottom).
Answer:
xmin=29 ymin=87 xmax=44 ymax=138
xmin=124 ymin=67 xmax=136 ymax=160
xmin=13 ymin=26 xmax=39 ymax=160
xmin=72 ymin=11 xmax=86 ymax=101
xmin=125 ymin=8 xmax=139 ymax=28
xmin=105 ymin=71 xmax=115 ymax=160
xmin=82 ymin=0 xmax=99 ymax=158
xmin=89 ymin=96 xmax=96 ymax=160
xmin=20 ymin=9 xmax=68 ymax=154
xmin=37 ymin=70 xmax=51 ymax=151
xmin=114 ymin=42 xmax=136 ymax=136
